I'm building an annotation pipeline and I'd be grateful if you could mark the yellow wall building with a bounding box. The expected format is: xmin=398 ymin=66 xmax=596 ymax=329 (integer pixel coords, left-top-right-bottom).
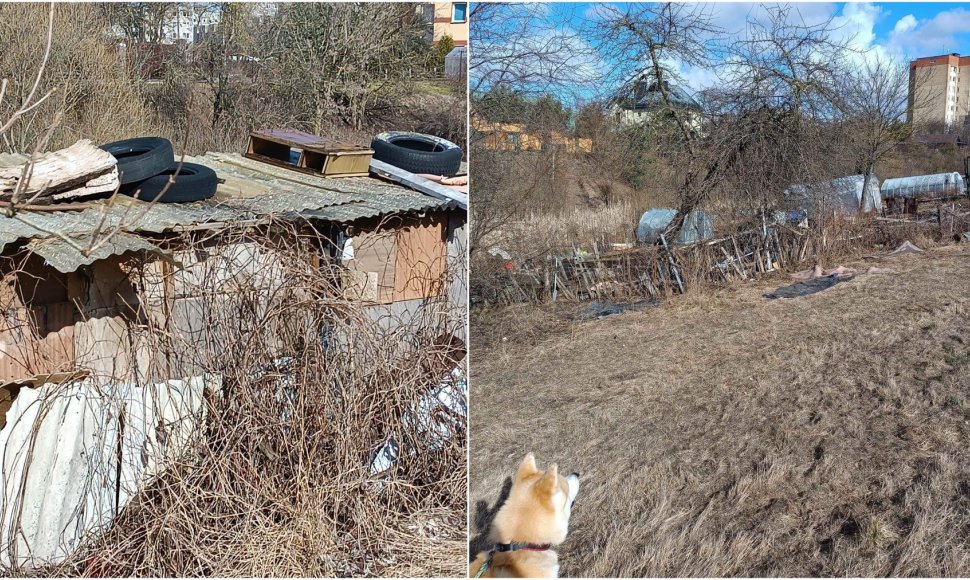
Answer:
xmin=433 ymin=2 xmax=468 ymax=46
xmin=473 ymin=120 xmax=593 ymax=154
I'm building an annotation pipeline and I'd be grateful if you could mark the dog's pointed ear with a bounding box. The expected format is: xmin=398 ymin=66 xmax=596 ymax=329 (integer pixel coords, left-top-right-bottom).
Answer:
xmin=516 ymin=453 xmax=539 ymax=481
xmin=537 ymin=463 xmax=559 ymax=495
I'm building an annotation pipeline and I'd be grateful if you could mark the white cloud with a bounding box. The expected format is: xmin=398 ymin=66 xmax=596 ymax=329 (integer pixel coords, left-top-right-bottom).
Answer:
xmin=887 ymin=8 xmax=970 ymax=58
xmin=664 ymin=2 xmax=904 ymax=92
xmin=893 ymin=14 xmax=918 ymax=34
xmin=833 ymin=2 xmax=883 ymax=52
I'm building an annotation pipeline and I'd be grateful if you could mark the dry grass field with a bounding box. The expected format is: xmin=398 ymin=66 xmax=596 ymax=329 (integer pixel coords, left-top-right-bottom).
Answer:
xmin=470 ymin=242 xmax=970 ymax=576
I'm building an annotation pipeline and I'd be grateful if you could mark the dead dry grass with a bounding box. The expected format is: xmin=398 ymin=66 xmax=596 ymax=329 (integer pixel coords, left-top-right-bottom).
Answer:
xmin=471 ymin=242 xmax=970 ymax=576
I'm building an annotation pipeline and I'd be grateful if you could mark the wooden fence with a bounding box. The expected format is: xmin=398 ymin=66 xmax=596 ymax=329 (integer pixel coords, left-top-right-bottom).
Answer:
xmin=475 ymin=203 xmax=970 ymax=308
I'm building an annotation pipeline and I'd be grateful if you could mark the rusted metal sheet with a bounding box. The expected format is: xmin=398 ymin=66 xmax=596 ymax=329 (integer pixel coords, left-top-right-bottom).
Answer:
xmin=0 ymin=374 xmax=217 ymax=568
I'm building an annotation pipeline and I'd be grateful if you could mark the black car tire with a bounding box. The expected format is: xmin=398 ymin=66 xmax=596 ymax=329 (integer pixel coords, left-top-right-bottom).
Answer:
xmin=100 ymin=137 xmax=175 ymax=185
xmin=122 ymin=162 xmax=218 ymax=203
xmin=370 ymin=131 xmax=462 ymax=176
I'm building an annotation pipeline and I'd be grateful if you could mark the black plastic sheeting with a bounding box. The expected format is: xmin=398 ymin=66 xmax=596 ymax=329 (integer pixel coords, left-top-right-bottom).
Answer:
xmin=764 ymin=275 xmax=854 ymax=299
xmin=577 ymin=299 xmax=656 ymax=319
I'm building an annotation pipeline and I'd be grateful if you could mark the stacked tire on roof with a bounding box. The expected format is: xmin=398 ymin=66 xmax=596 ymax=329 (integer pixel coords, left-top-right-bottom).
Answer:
xmin=370 ymin=132 xmax=463 ymax=176
xmin=99 ymin=137 xmax=218 ymax=203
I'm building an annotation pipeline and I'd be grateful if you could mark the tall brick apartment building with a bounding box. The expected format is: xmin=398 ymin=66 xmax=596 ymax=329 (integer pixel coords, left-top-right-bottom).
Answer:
xmin=908 ymin=53 xmax=970 ymax=130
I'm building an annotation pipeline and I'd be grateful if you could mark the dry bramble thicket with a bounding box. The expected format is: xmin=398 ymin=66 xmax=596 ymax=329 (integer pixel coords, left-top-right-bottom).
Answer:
xmin=0 ymin=2 xmax=466 ymax=157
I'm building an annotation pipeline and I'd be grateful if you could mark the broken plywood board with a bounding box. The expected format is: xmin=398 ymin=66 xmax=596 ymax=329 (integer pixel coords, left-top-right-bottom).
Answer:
xmin=349 ymin=228 xmax=397 ymax=304
xmin=394 ymin=215 xmax=447 ymax=302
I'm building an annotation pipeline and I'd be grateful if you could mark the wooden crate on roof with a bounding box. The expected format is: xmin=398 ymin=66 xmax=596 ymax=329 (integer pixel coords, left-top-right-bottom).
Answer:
xmin=245 ymin=129 xmax=374 ymax=177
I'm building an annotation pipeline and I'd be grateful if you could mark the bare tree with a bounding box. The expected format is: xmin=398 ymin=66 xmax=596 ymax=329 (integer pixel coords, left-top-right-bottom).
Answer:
xmin=840 ymin=57 xmax=913 ymax=211
xmin=469 ymin=3 xmax=598 ymax=97
xmin=101 ymin=2 xmax=179 ymax=44
xmin=469 ymin=3 xmax=597 ymax=257
xmin=700 ymin=6 xmax=860 ymax=222
xmin=588 ymin=4 xmax=737 ymax=240
xmin=265 ymin=3 xmax=430 ymax=132
xmin=588 ymin=4 xmax=866 ymax=236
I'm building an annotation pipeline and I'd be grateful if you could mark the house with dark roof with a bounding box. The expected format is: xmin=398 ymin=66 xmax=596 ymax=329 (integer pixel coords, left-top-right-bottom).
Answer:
xmin=610 ymin=76 xmax=704 ymax=130
xmin=912 ymin=133 xmax=967 ymax=148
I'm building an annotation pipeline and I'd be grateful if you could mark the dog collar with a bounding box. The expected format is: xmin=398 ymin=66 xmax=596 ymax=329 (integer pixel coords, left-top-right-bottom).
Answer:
xmin=494 ymin=542 xmax=553 ymax=552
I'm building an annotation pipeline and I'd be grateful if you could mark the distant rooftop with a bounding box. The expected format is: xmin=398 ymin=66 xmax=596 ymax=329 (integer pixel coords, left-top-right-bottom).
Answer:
xmin=616 ymin=76 xmax=702 ymax=113
xmin=913 ymin=133 xmax=966 ymax=146
xmin=910 ymin=53 xmax=970 ymax=67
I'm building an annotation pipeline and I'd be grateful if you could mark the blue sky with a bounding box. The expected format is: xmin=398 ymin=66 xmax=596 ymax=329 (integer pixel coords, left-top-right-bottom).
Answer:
xmin=472 ymin=2 xmax=970 ymax=102
xmin=545 ymin=3 xmax=970 ymax=59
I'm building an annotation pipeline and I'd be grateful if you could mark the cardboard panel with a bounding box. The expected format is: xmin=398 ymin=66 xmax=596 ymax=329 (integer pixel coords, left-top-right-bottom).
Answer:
xmin=348 ymin=230 xmax=397 ymax=304
xmin=394 ymin=215 xmax=446 ymax=302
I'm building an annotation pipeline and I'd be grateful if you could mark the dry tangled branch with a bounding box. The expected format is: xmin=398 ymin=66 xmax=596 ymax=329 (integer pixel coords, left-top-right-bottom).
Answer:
xmin=2 ymin=220 xmax=467 ymax=577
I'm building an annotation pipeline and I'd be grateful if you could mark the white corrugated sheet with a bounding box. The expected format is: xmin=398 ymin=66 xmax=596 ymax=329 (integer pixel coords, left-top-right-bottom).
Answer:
xmin=0 ymin=374 xmax=218 ymax=568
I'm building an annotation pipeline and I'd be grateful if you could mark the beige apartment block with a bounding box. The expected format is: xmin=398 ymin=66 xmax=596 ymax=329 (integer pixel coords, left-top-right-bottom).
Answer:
xmin=909 ymin=53 xmax=970 ymax=130
xmin=433 ymin=2 xmax=468 ymax=46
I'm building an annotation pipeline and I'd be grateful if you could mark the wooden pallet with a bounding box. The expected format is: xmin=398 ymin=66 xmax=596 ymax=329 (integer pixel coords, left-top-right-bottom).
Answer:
xmin=245 ymin=129 xmax=374 ymax=177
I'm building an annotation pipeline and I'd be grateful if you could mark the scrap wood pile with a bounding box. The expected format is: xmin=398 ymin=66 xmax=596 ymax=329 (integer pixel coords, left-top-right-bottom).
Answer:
xmin=0 ymin=139 xmax=119 ymax=205
xmin=479 ymin=226 xmax=841 ymax=306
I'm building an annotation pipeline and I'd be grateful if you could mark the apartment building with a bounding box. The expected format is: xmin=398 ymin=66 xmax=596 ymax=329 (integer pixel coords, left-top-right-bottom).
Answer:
xmin=433 ymin=2 xmax=468 ymax=47
xmin=908 ymin=53 xmax=970 ymax=130
xmin=158 ymin=4 xmax=220 ymax=44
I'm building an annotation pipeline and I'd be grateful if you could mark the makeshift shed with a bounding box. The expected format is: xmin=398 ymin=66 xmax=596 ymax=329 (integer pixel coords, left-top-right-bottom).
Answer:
xmin=636 ymin=208 xmax=713 ymax=245
xmin=784 ymin=174 xmax=882 ymax=215
xmin=0 ymin=148 xmax=467 ymax=569
xmin=0 ymin=151 xmax=466 ymax=380
xmin=881 ymin=172 xmax=967 ymax=199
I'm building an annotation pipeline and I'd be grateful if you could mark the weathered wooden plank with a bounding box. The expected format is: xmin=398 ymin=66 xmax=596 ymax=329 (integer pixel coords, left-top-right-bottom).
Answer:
xmin=0 ymin=140 xmax=119 ymax=201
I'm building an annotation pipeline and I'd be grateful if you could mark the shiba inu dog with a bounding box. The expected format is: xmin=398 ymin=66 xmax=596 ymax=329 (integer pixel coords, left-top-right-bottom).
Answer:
xmin=470 ymin=453 xmax=580 ymax=578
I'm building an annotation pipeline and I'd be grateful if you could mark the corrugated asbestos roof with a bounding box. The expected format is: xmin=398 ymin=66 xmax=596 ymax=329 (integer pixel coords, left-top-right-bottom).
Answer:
xmin=0 ymin=152 xmax=455 ymax=266
xmin=27 ymin=233 xmax=175 ymax=274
